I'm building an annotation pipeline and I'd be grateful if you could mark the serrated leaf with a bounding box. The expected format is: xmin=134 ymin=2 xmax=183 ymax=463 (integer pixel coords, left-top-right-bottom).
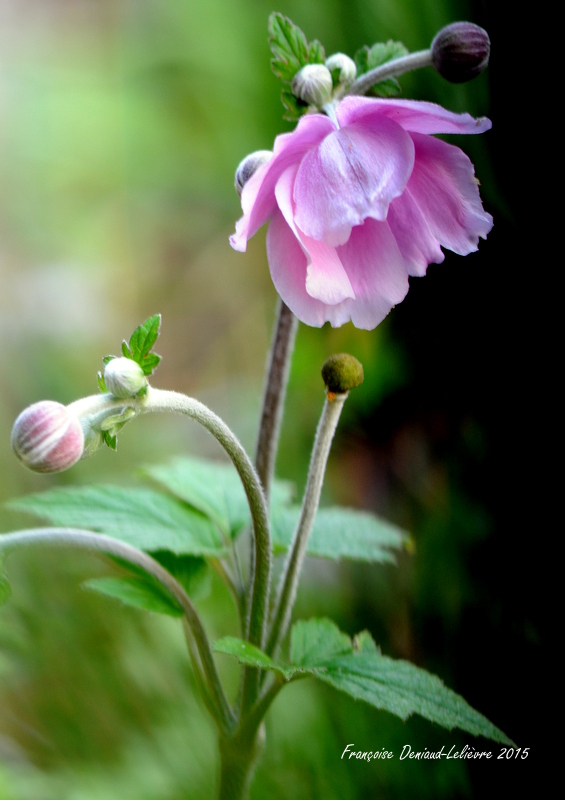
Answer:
xmin=353 ymin=630 xmax=379 ymax=654
xmin=214 ymin=636 xmax=296 ymax=680
xmin=272 ymin=506 xmax=407 ymax=563
xmin=129 ymin=314 xmax=161 ymax=363
xmin=142 ymin=457 xmax=294 ymax=539
xmin=369 ymin=77 xmax=402 ymax=98
xmin=289 ymin=618 xmax=515 ymax=745
xmin=140 ymin=352 xmax=162 ymax=376
xmin=290 ymin=618 xmax=353 ymax=666
xmin=8 ymin=485 xmax=225 ymax=556
xmin=84 ymin=576 xmax=183 ymax=617
xmin=307 ymin=39 xmax=326 ymax=64
xmin=268 ymin=12 xmax=309 ymax=81
xmin=121 ymin=341 xmax=132 ymax=359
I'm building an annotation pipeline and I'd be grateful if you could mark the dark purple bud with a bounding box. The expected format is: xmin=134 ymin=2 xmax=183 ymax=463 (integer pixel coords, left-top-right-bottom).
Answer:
xmin=431 ymin=22 xmax=490 ymax=83
xmin=11 ymin=401 xmax=84 ymax=474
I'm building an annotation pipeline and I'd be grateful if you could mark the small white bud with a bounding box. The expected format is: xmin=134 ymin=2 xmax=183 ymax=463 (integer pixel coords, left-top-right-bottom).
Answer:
xmin=104 ymin=357 xmax=147 ymax=399
xmin=11 ymin=401 xmax=84 ymax=474
xmin=235 ymin=150 xmax=273 ymax=196
xmin=325 ymin=53 xmax=357 ymax=88
xmin=291 ymin=64 xmax=333 ymax=106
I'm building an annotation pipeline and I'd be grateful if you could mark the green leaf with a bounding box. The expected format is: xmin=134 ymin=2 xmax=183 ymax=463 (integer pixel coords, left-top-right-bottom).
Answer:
xmin=140 ymin=352 xmax=162 ymax=376
xmin=268 ymin=13 xmax=309 ymax=82
xmin=128 ymin=314 xmax=161 ymax=363
xmin=97 ymin=371 xmax=107 ymax=393
xmin=84 ymin=576 xmax=183 ymax=617
xmin=268 ymin=12 xmax=327 ymax=119
xmin=8 ymin=485 xmax=225 ymax=556
xmin=151 ymin=551 xmax=210 ymax=600
xmin=271 ymin=506 xmax=407 ymax=563
xmin=354 ymin=40 xmax=408 ymax=96
xmin=288 ymin=618 xmax=515 ymax=746
xmin=290 ymin=618 xmax=353 ymax=666
xmin=121 ymin=340 xmax=132 ymax=359
xmin=142 ymin=457 xmax=294 ymax=539
xmin=214 ymin=636 xmax=296 ymax=680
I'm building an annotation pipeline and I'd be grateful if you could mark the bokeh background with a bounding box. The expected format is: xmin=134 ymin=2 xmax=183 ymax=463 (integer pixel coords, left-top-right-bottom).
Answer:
xmin=0 ymin=1 xmax=543 ymax=798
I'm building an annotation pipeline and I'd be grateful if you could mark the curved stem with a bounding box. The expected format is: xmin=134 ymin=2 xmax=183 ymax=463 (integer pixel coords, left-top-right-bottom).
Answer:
xmin=345 ymin=48 xmax=433 ymax=97
xmin=142 ymin=388 xmax=271 ymax=652
xmin=0 ymin=527 xmax=235 ymax=733
xmin=266 ymin=393 xmax=348 ymax=658
xmin=254 ymin=300 xmax=298 ymax=504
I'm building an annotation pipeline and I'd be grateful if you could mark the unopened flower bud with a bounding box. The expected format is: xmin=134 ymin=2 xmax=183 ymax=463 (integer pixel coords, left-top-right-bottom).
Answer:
xmin=431 ymin=22 xmax=490 ymax=83
xmin=321 ymin=353 xmax=364 ymax=396
xmin=104 ymin=357 xmax=147 ymax=399
xmin=11 ymin=401 xmax=84 ymax=474
xmin=291 ymin=64 xmax=333 ymax=106
xmin=235 ymin=150 xmax=273 ymax=196
xmin=325 ymin=53 xmax=357 ymax=88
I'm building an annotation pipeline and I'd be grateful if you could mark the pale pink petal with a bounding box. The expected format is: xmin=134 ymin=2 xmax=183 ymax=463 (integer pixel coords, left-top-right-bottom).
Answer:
xmin=266 ymin=208 xmax=330 ymax=327
xmin=404 ymin=133 xmax=493 ymax=256
xmin=337 ymin=95 xmax=491 ymax=136
xmin=230 ymin=114 xmax=334 ymax=251
xmin=293 ymin=114 xmax=414 ymax=246
xmin=334 ymin=218 xmax=410 ymax=329
xmin=274 ymin=165 xmax=355 ymax=305
xmin=387 ymin=189 xmax=445 ymax=277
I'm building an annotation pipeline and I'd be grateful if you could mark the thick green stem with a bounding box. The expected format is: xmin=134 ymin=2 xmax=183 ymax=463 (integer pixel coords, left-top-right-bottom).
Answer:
xmin=0 ymin=528 xmax=235 ymax=733
xmin=266 ymin=393 xmax=348 ymax=657
xmin=218 ymin=723 xmax=266 ymax=800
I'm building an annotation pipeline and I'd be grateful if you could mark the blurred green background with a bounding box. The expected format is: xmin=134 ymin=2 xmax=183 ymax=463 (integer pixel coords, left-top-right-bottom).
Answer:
xmin=0 ymin=1 xmax=542 ymax=798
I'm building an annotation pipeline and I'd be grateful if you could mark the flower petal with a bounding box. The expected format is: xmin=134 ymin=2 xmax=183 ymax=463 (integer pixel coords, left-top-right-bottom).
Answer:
xmin=334 ymin=218 xmax=410 ymax=329
xmin=266 ymin=209 xmax=330 ymax=327
xmin=337 ymin=96 xmax=491 ymax=135
xmin=387 ymin=189 xmax=445 ymax=277
xmin=293 ymin=114 xmax=415 ymax=246
xmin=230 ymin=114 xmax=335 ymax=252
xmin=401 ymin=133 xmax=493 ymax=257
xmin=274 ymin=165 xmax=355 ymax=305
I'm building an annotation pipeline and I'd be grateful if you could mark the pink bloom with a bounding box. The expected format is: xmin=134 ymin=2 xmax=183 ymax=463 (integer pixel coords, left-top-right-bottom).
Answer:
xmin=231 ymin=96 xmax=492 ymax=329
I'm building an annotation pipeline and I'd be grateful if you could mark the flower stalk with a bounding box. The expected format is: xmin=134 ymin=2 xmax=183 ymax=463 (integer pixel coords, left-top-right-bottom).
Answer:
xmin=266 ymin=391 xmax=348 ymax=657
xmin=0 ymin=528 xmax=235 ymax=733
xmin=345 ymin=49 xmax=433 ymax=97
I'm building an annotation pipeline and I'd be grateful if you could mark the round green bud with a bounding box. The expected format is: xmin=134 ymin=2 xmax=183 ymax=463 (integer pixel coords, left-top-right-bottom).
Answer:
xmin=321 ymin=354 xmax=364 ymax=395
xmin=104 ymin=357 xmax=146 ymax=398
xmin=291 ymin=64 xmax=333 ymax=106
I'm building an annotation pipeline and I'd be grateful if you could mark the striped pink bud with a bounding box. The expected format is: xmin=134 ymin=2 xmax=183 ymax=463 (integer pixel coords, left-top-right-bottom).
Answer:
xmin=11 ymin=401 xmax=84 ymax=474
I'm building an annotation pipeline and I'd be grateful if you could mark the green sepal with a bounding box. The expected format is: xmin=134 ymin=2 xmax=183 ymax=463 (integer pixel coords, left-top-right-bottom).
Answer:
xmin=354 ymin=40 xmax=408 ymax=96
xmin=97 ymin=371 xmax=107 ymax=393
xmin=103 ymin=431 xmax=117 ymax=450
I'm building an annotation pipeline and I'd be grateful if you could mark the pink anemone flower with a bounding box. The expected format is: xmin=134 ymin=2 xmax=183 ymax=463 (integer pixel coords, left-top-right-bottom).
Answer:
xmin=230 ymin=96 xmax=493 ymax=329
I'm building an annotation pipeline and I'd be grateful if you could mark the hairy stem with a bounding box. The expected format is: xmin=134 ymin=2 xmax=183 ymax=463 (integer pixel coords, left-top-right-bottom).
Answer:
xmin=345 ymin=49 xmax=433 ymax=97
xmin=255 ymin=299 xmax=298 ymax=503
xmin=266 ymin=393 xmax=348 ymax=657
xmin=0 ymin=528 xmax=235 ymax=733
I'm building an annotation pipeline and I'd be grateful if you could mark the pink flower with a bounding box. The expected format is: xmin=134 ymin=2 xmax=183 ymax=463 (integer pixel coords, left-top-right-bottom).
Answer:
xmin=231 ymin=96 xmax=493 ymax=329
